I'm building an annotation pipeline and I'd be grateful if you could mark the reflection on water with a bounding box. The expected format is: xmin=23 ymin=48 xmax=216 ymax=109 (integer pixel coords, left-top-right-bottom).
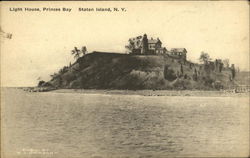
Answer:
xmin=1 ymin=88 xmax=249 ymax=158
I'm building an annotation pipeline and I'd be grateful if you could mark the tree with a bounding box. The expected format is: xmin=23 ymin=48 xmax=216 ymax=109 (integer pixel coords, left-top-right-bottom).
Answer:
xmin=219 ymin=63 xmax=223 ymax=73
xmin=204 ymin=63 xmax=211 ymax=75
xmin=199 ymin=51 xmax=211 ymax=64
xmin=176 ymin=71 xmax=181 ymax=78
xmin=184 ymin=74 xmax=188 ymax=79
xmin=50 ymin=73 xmax=58 ymax=80
xmin=189 ymin=63 xmax=192 ymax=69
xmin=125 ymin=39 xmax=135 ymax=53
xmin=180 ymin=64 xmax=184 ymax=75
xmin=193 ymin=68 xmax=198 ymax=81
xmin=82 ymin=46 xmax=87 ymax=55
xmin=215 ymin=59 xmax=219 ymax=71
xmin=59 ymin=66 xmax=68 ymax=74
xmin=71 ymin=47 xmax=81 ymax=59
xmin=231 ymin=64 xmax=236 ymax=79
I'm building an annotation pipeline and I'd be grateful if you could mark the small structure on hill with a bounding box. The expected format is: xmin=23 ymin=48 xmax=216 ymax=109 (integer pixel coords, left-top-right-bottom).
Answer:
xmin=169 ymin=48 xmax=187 ymax=60
xmin=126 ymin=33 xmax=187 ymax=60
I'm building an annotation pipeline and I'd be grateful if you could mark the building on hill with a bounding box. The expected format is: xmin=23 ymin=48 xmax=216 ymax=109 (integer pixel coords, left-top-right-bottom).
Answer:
xmin=169 ymin=48 xmax=187 ymax=60
xmin=127 ymin=34 xmax=167 ymax=55
xmin=126 ymin=34 xmax=187 ymax=60
xmin=148 ymin=37 xmax=164 ymax=54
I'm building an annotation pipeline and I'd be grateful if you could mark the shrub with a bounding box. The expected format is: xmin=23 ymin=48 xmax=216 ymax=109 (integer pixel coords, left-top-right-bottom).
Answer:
xmin=38 ymin=80 xmax=45 ymax=87
xmin=164 ymin=65 xmax=177 ymax=81
xmin=213 ymin=81 xmax=223 ymax=90
xmin=171 ymin=78 xmax=190 ymax=90
xmin=202 ymin=76 xmax=214 ymax=87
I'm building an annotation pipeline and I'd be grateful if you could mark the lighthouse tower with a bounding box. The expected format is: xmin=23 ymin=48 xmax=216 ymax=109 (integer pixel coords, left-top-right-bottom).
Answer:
xmin=141 ymin=34 xmax=148 ymax=54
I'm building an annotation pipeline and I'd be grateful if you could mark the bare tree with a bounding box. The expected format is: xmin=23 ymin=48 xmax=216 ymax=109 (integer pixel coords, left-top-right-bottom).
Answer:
xmin=82 ymin=46 xmax=87 ymax=55
xmin=222 ymin=59 xmax=230 ymax=68
xmin=71 ymin=47 xmax=81 ymax=59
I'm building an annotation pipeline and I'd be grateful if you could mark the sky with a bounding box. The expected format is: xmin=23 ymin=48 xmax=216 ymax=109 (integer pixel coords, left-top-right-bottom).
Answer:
xmin=1 ymin=1 xmax=249 ymax=87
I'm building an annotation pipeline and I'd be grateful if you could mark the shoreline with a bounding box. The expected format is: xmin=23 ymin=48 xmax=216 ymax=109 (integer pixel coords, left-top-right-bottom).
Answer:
xmin=2 ymin=87 xmax=248 ymax=97
xmin=45 ymin=88 xmax=249 ymax=97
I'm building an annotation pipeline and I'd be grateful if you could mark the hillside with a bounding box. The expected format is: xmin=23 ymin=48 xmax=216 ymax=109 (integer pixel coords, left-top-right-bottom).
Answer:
xmin=44 ymin=51 xmax=238 ymax=90
xmin=234 ymin=71 xmax=250 ymax=85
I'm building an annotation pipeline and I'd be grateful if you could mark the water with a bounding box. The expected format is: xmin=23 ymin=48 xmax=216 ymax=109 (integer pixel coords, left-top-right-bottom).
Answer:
xmin=1 ymin=88 xmax=249 ymax=158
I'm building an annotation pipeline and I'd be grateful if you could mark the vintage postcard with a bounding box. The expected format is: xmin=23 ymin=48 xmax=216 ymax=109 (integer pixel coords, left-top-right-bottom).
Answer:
xmin=1 ymin=1 xmax=249 ymax=158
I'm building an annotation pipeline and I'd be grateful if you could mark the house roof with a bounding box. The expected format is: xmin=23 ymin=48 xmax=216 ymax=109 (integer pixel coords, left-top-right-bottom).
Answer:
xmin=148 ymin=39 xmax=161 ymax=44
xmin=170 ymin=48 xmax=187 ymax=53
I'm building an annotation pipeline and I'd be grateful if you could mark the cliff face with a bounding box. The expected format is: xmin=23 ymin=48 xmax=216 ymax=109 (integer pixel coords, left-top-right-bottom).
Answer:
xmin=47 ymin=52 xmax=235 ymax=90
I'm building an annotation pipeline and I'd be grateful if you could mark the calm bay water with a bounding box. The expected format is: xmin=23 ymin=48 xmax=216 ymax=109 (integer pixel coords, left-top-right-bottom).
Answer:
xmin=1 ymin=88 xmax=249 ymax=158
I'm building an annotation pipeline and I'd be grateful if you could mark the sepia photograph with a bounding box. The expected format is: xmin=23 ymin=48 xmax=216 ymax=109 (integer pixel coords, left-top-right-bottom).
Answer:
xmin=1 ymin=1 xmax=249 ymax=158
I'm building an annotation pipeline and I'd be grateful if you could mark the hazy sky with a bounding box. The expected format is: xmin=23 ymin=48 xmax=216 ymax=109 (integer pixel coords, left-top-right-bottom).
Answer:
xmin=1 ymin=1 xmax=249 ymax=87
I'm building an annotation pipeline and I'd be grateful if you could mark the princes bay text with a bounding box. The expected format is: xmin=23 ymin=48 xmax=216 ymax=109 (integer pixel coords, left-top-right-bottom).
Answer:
xmin=9 ymin=7 xmax=72 ymax=12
